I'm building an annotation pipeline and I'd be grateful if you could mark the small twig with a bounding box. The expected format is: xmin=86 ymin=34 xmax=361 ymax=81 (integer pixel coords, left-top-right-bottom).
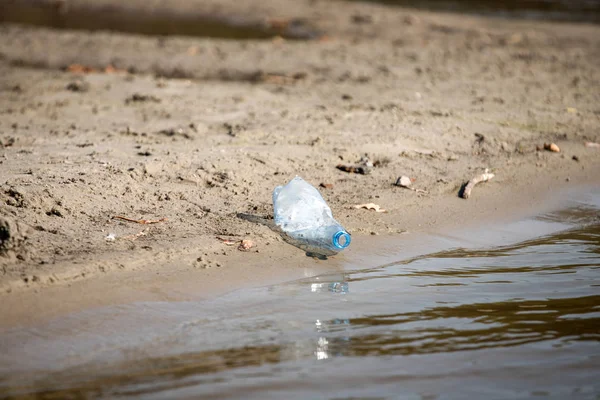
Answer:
xmin=122 ymin=227 xmax=150 ymax=241
xmin=248 ymin=156 xmax=267 ymax=164
xmin=236 ymin=213 xmax=274 ymax=229
xmin=353 ymin=203 xmax=387 ymax=212
xmin=112 ymin=216 xmax=167 ymax=224
xmin=216 ymin=237 xmax=239 ymax=245
xmin=461 ymin=169 xmax=495 ymax=199
xmin=400 ymin=186 xmax=428 ymax=194
xmin=336 ymin=164 xmax=371 ymax=175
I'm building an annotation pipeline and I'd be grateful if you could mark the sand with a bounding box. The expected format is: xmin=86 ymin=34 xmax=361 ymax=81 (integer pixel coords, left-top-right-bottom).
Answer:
xmin=1 ymin=0 xmax=599 ymax=327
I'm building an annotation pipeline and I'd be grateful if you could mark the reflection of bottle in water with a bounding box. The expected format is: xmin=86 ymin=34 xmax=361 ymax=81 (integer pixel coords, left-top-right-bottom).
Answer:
xmin=273 ymin=177 xmax=351 ymax=258
xmin=328 ymin=281 xmax=348 ymax=294
xmin=309 ymin=273 xmax=349 ymax=294
xmin=314 ymin=320 xmax=351 ymax=360
xmin=310 ymin=282 xmax=348 ymax=294
xmin=267 ymin=273 xmax=348 ymax=297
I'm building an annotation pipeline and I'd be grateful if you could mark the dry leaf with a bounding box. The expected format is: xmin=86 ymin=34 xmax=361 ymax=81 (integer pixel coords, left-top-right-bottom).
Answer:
xmin=67 ymin=64 xmax=96 ymax=74
xmin=353 ymin=203 xmax=387 ymax=213
xmin=67 ymin=64 xmax=125 ymax=74
xmin=103 ymin=65 xmax=126 ymax=74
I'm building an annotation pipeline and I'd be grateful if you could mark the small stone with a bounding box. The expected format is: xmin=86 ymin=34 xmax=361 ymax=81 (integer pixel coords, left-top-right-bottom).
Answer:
xmin=543 ymin=143 xmax=560 ymax=153
xmin=66 ymin=80 xmax=90 ymax=92
xmin=46 ymin=207 xmax=64 ymax=217
xmin=395 ymin=176 xmax=412 ymax=188
xmin=351 ymin=14 xmax=373 ymax=24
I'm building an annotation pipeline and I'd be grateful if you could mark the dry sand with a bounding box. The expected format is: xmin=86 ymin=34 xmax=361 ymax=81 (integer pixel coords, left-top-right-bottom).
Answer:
xmin=1 ymin=0 xmax=599 ymax=327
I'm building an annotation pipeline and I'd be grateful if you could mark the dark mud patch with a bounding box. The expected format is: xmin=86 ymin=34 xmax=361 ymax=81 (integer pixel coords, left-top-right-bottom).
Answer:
xmin=0 ymin=216 xmax=30 ymax=263
xmin=347 ymin=0 xmax=600 ymax=24
xmin=0 ymin=1 xmax=320 ymax=40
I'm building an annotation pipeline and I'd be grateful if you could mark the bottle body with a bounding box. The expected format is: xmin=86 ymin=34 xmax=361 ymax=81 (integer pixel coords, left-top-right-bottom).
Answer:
xmin=273 ymin=177 xmax=351 ymax=257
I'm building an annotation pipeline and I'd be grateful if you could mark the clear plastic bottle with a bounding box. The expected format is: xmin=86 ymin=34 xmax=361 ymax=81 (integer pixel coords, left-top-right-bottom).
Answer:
xmin=273 ymin=176 xmax=351 ymax=257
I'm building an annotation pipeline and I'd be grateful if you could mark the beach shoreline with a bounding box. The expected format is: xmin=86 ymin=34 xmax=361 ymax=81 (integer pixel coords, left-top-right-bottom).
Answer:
xmin=1 ymin=178 xmax=598 ymax=329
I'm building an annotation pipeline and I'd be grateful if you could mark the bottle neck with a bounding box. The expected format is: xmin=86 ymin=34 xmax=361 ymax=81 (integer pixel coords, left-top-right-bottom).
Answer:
xmin=332 ymin=230 xmax=351 ymax=249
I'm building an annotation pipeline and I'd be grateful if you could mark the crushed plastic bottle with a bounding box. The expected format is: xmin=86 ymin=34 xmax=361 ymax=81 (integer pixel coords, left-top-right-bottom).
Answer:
xmin=273 ymin=176 xmax=351 ymax=257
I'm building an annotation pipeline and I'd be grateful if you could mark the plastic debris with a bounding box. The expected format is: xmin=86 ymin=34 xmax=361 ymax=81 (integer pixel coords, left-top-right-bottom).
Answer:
xmin=273 ymin=176 xmax=350 ymax=257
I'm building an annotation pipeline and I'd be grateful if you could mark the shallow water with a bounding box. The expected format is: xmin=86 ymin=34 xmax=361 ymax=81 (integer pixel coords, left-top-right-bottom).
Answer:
xmin=1 ymin=0 xmax=599 ymax=43
xmin=1 ymin=192 xmax=599 ymax=399
xmin=351 ymin=0 xmax=600 ymax=24
xmin=0 ymin=3 xmax=318 ymax=40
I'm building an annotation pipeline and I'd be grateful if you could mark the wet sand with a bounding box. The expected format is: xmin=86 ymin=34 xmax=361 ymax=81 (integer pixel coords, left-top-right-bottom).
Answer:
xmin=1 ymin=0 xmax=599 ymax=327
xmin=1 ymin=195 xmax=599 ymax=398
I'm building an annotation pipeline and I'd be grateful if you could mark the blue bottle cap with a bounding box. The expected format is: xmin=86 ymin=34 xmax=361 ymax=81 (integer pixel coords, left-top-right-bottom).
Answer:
xmin=333 ymin=231 xmax=351 ymax=249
